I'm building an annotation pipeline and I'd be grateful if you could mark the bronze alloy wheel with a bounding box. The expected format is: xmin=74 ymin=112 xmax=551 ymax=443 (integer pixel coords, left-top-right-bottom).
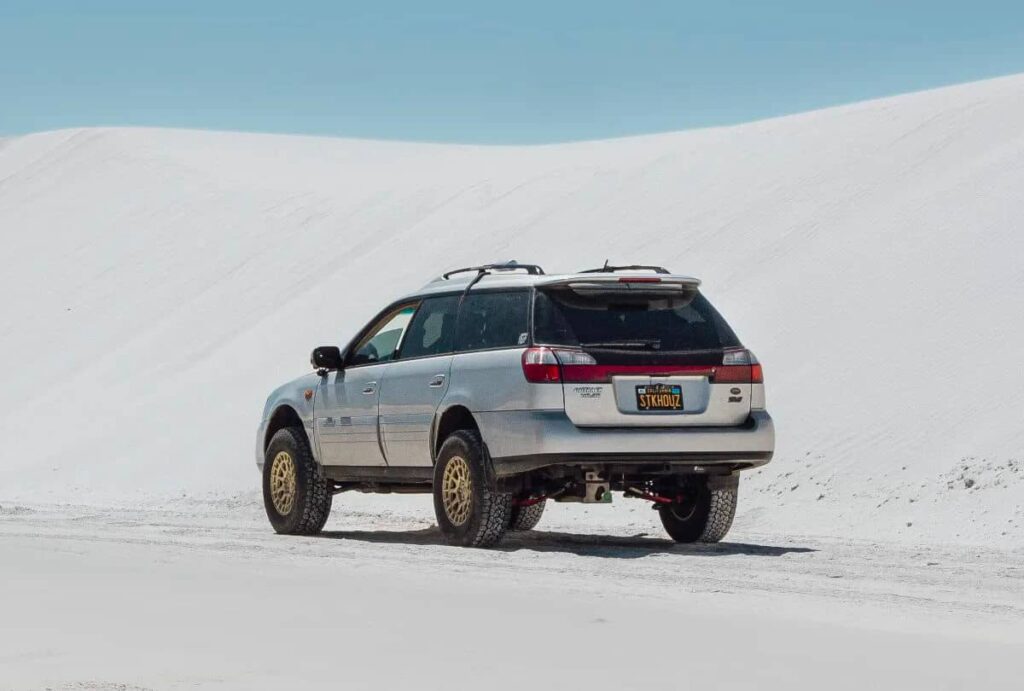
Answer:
xmin=269 ymin=451 xmax=297 ymax=516
xmin=262 ymin=426 xmax=332 ymax=535
xmin=441 ymin=455 xmax=473 ymax=525
xmin=432 ymin=430 xmax=512 ymax=547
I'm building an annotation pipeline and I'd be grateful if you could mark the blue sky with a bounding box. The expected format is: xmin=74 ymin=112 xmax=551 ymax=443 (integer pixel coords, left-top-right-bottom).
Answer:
xmin=2 ymin=0 xmax=1023 ymax=143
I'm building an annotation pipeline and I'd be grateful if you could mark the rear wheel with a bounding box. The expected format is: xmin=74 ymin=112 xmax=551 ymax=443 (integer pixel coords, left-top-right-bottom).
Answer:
xmin=658 ymin=477 xmax=737 ymax=543
xmin=433 ymin=430 xmax=512 ymax=547
xmin=508 ymin=500 xmax=546 ymax=531
xmin=262 ymin=426 xmax=332 ymax=535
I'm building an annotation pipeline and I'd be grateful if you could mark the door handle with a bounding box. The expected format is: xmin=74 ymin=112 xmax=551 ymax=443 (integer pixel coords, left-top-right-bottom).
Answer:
xmin=428 ymin=374 xmax=446 ymax=388
xmin=362 ymin=381 xmax=377 ymax=395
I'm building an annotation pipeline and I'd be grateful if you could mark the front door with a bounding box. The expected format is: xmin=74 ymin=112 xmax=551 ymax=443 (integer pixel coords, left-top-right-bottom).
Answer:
xmin=316 ymin=365 xmax=388 ymax=466
xmin=315 ymin=304 xmax=417 ymax=467
xmin=379 ymin=296 xmax=459 ymax=467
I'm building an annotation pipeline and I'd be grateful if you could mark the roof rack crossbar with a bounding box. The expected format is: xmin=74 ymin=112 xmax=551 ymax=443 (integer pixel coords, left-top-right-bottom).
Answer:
xmin=442 ymin=261 xmax=545 ymax=280
xmin=579 ymin=261 xmax=670 ymax=275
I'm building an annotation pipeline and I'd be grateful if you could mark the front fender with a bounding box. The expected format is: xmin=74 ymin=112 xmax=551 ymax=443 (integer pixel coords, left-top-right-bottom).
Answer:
xmin=256 ymin=372 xmax=324 ymax=468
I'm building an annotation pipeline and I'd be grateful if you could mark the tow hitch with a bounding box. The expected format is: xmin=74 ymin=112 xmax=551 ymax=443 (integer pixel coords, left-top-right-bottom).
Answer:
xmin=551 ymin=471 xmax=613 ymax=504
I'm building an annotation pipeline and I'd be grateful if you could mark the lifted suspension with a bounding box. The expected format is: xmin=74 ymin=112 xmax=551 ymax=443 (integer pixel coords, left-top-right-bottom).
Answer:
xmin=512 ymin=486 xmax=568 ymax=507
xmin=623 ymin=486 xmax=685 ymax=505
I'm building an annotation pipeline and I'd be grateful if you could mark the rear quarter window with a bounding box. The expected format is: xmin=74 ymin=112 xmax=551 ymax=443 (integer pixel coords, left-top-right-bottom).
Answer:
xmin=454 ymin=291 xmax=531 ymax=352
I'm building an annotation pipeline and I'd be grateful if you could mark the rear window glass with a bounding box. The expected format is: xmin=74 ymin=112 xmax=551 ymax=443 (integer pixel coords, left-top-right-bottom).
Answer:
xmin=534 ymin=287 xmax=740 ymax=352
xmin=455 ymin=291 xmax=531 ymax=352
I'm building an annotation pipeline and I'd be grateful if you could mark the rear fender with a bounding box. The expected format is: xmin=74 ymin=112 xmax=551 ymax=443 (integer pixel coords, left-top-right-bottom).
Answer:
xmin=431 ymin=402 xmax=498 ymax=490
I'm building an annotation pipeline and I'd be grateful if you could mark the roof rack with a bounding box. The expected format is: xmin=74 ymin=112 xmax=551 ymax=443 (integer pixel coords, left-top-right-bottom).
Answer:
xmin=441 ymin=261 xmax=545 ymax=280
xmin=579 ymin=261 xmax=670 ymax=275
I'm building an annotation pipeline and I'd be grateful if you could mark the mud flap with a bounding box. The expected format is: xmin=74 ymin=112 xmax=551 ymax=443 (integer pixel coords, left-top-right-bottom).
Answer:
xmin=478 ymin=439 xmax=499 ymax=491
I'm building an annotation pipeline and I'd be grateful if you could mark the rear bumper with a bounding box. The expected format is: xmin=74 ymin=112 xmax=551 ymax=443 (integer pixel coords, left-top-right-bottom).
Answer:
xmin=477 ymin=409 xmax=774 ymax=477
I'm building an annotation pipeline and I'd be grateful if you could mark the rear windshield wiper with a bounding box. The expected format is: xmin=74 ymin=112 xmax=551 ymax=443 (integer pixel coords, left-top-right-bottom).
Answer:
xmin=580 ymin=339 xmax=662 ymax=350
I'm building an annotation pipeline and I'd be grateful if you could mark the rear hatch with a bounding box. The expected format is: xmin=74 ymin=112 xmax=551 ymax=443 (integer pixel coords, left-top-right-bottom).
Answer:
xmin=531 ymin=278 xmax=757 ymax=427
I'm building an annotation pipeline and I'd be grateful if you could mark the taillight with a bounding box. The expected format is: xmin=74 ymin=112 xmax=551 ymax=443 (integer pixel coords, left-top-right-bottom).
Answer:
xmin=522 ymin=347 xmax=561 ymax=383
xmin=715 ymin=349 xmax=764 ymax=383
xmin=553 ymin=349 xmax=598 ymax=366
xmin=524 ymin=346 xmax=764 ymax=384
xmin=521 ymin=347 xmax=599 ymax=383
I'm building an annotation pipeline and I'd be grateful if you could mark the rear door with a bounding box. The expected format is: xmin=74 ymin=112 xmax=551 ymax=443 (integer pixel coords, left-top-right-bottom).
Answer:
xmin=378 ymin=295 xmax=460 ymax=467
xmin=533 ymin=281 xmax=752 ymax=427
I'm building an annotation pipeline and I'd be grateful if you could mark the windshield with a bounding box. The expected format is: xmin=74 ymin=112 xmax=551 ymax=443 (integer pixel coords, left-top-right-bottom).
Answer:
xmin=533 ymin=287 xmax=740 ymax=352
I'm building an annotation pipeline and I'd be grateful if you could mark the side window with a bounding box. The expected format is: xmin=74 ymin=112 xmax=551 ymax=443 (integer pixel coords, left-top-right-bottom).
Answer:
xmin=350 ymin=305 xmax=417 ymax=366
xmin=399 ymin=296 xmax=460 ymax=359
xmin=454 ymin=291 xmax=531 ymax=352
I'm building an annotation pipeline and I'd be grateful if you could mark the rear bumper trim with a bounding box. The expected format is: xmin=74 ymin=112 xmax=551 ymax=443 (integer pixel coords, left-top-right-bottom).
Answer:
xmin=490 ymin=451 xmax=771 ymax=477
xmin=477 ymin=409 xmax=775 ymax=477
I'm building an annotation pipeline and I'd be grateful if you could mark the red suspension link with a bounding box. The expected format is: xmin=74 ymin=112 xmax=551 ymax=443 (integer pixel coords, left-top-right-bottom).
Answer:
xmin=625 ymin=487 xmax=684 ymax=504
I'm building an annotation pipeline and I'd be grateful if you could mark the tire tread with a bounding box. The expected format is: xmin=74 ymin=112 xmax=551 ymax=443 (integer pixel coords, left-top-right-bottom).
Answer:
xmin=264 ymin=426 xmax=332 ymax=535
xmin=698 ymin=485 xmax=737 ymax=543
xmin=658 ymin=479 xmax=738 ymax=544
xmin=434 ymin=429 xmax=511 ymax=547
xmin=509 ymin=501 xmax=545 ymax=531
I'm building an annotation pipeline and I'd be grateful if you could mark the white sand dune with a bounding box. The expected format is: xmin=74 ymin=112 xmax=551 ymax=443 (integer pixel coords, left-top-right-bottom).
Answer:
xmin=1 ymin=74 xmax=1023 ymax=546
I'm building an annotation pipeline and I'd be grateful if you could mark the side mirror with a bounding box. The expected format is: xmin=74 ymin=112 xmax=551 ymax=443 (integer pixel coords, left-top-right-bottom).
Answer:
xmin=311 ymin=346 xmax=344 ymax=373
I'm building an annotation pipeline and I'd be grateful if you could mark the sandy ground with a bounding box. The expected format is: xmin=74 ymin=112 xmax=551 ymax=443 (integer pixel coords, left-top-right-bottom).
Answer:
xmin=3 ymin=498 xmax=1022 ymax=690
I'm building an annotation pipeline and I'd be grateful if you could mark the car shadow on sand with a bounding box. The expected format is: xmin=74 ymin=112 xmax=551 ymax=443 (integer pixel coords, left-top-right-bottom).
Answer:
xmin=317 ymin=527 xmax=816 ymax=559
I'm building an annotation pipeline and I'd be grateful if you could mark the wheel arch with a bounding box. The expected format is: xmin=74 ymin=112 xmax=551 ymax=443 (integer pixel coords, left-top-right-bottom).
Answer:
xmin=431 ymin=404 xmax=480 ymax=463
xmin=264 ymin=404 xmax=309 ymax=453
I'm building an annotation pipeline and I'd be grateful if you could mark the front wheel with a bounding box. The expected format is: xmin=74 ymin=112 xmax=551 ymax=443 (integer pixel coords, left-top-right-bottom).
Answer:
xmin=262 ymin=426 xmax=332 ymax=535
xmin=658 ymin=477 xmax=738 ymax=543
xmin=433 ymin=430 xmax=512 ymax=547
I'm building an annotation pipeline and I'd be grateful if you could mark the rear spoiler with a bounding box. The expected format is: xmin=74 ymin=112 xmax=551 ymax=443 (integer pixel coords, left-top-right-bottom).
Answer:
xmin=536 ymin=274 xmax=701 ymax=290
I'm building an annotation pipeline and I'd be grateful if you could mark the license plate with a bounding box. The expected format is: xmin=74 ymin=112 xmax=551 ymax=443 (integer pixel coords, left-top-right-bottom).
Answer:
xmin=635 ymin=384 xmax=683 ymax=411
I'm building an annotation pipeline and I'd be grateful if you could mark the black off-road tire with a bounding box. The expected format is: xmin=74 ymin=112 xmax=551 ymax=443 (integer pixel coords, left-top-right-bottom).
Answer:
xmin=433 ymin=430 xmax=512 ymax=547
xmin=508 ymin=500 xmax=546 ymax=531
xmin=658 ymin=476 xmax=738 ymax=543
xmin=262 ymin=426 xmax=332 ymax=535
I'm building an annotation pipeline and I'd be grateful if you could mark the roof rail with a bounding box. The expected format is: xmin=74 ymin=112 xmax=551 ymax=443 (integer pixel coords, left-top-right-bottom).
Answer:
xmin=441 ymin=260 xmax=545 ymax=280
xmin=579 ymin=261 xmax=670 ymax=275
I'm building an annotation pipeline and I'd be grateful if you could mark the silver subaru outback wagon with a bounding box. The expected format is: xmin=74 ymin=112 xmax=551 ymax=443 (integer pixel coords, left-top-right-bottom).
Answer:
xmin=256 ymin=261 xmax=774 ymax=547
